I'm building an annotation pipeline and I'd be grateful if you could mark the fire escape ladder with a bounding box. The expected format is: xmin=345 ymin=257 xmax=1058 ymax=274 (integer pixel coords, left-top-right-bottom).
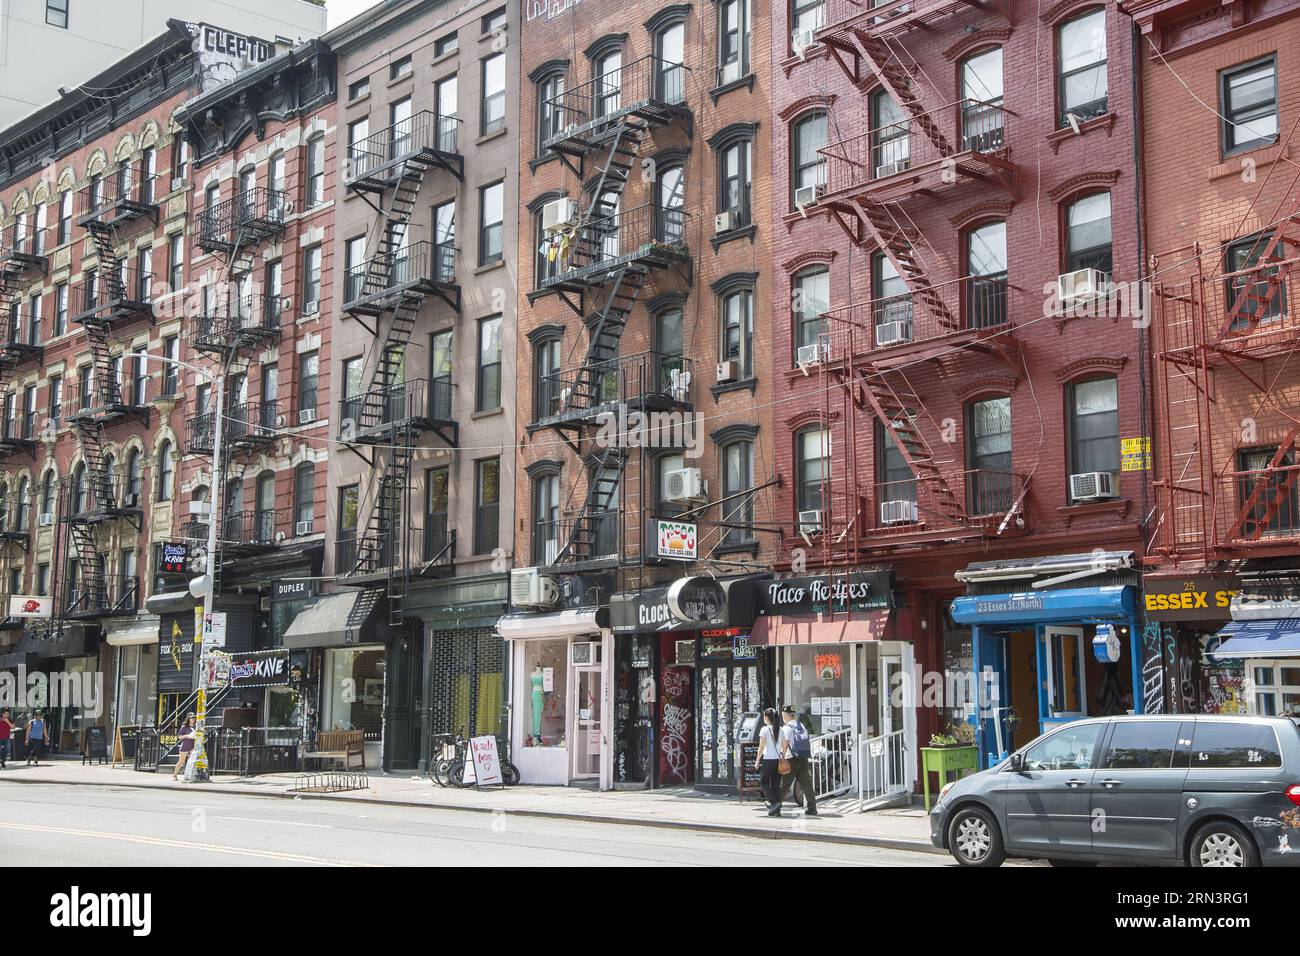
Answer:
xmin=1228 ymin=425 xmax=1300 ymax=541
xmin=385 ymin=423 xmax=414 ymax=627
xmin=362 ymin=163 xmax=426 ymax=297
xmin=854 ymin=32 xmax=951 ymax=156
xmin=553 ymin=448 xmax=624 ymax=565
xmin=859 ymin=200 xmax=959 ymax=330
xmin=85 ymin=220 xmax=127 ymax=301
xmin=64 ymin=518 xmax=108 ymax=614
xmin=859 ymin=370 xmax=965 ymax=521
xmin=563 ymin=265 xmax=648 ymax=415
xmin=564 ymin=120 xmax=650 ymax=275
xmin=360 ymin=292 xmax=422 ymax=427
xmin=71 ymin=418 xmax=115 ymax=512
xmin=1219 ymin=216 xmax=1300 ymax=338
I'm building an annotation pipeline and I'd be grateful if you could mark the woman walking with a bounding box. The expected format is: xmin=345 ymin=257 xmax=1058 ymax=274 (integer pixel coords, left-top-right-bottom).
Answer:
xmin=752 ymin=708 xmax=785 ymax=817
xmin=172 ymin=713 xmax=197 ymax=782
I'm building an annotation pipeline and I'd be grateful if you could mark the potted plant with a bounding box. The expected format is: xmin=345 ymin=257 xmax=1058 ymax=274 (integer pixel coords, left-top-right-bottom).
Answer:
xmin=928 ymin=732 xmax=960 ymax=748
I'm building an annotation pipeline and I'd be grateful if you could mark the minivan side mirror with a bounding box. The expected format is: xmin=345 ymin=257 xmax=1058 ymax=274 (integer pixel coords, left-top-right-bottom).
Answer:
xmin=1007 ymin=752 xmax=1025 ymax=773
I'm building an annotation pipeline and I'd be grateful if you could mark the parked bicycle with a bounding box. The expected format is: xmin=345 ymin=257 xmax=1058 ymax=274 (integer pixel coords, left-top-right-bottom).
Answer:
xmin=446 ymin=731 xmax=520 ymax=788
xmin=426 ymin=731 xmax=465 ymax=788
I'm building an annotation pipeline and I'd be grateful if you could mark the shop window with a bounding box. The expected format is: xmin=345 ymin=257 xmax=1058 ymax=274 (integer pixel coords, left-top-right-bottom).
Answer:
xmin=1058 ymin=8 xmax=1108 ymax=127
xmin=1220 ymin=56 xmax=1278 ymax=156
xmin=325 ymin=647 xmax=385 ymax=737
xmin=522 ymin=639 xmax=569 ymax=747
xmin=1249 ymin=664 xmax=1300 ymax=716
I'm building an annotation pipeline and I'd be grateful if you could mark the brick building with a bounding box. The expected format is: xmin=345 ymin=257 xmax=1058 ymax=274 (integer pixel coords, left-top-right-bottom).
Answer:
xmin=766 ymin=0 xmax=1151 ymax=782
xmin=317 ymin=0 xmax=520 ymax=772
xmin=1129 ymin=0 xmax=1300 ymax=717
xmin=0 ymin=23 xmax=202 ymax=748
xmin=504 ymin=0 xmax=776 ymax=791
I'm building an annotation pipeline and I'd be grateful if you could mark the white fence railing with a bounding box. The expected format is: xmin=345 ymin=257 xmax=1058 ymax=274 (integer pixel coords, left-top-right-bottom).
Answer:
xmin=809 ymin=727 xmax=855 ymax=799
xmin=858 ymin=729 xmax=908 ymax=810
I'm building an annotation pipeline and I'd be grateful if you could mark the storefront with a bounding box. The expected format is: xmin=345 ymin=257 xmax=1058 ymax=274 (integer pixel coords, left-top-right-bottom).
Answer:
xmin=2 ymin=624 xmax=101 ymax=752
xmin=952 ymin=552 xmax=1145 ymax=767
xmin=106 ymin=615 xmax=160 ymax=732
xmin=751 ymin=569 xmax=909 ymax=797
xmin=608 ymin=574 xmax=766 ymax=793
xmin=1141 ymin=571 xmax=1242 ymax=714
xmin=1205 ymin=568 xmax=1300 ymax=716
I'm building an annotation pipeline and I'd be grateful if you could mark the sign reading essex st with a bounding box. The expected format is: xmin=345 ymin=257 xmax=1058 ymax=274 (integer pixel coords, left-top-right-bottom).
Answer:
xmin=1143 ymin=576 xmax=1239 ymax=622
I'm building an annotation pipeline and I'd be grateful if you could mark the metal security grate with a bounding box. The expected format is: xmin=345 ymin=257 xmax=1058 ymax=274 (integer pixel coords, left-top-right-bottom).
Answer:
xmin=427 ymin=628 xmax=507 ymax=745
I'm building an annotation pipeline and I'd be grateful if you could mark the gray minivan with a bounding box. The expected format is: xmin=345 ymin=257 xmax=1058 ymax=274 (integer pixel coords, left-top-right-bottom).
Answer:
xmin=930 ymin=715 xmax=1300 ymax=867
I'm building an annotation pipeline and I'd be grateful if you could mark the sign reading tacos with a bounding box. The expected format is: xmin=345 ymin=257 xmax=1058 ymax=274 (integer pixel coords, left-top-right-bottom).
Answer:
xmin=655 ymin=520 xmax=697 ymax=561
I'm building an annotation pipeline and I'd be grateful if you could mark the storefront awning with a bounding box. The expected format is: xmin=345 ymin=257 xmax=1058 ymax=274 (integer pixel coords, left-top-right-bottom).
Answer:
xmin=282 ymin=591 xmax=381 ymax=649
xmin=951 ymin=585 xmax=1137 ymax=626
xmin=145 ymin=591 xmax=197 ymax=614
xmin=749 ymin=609 xmax=892 ymax=646
xmin=0 ymin=651 xmax=35 ymax=670
xmin=956 ymin=551 xmax=1135 ymax=586
xmin=1209 ymin=619 xmax=1300 ymax=660
xmin=105 ymin=618 xmax=161 ymax=646
xmin=497 ymin=609 xmax=605 ymax=640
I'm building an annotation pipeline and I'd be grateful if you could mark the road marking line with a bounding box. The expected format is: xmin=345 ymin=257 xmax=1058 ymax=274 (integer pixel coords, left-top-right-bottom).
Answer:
xmin=0 ymin=822 xmax=378 ymax=866
xmin=212 ymin=815 xmax=333 ymax=829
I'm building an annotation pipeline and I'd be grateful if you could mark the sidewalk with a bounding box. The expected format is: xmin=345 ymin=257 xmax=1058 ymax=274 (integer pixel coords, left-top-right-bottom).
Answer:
xmin=0 ymin=761 xmax=939 ymax=853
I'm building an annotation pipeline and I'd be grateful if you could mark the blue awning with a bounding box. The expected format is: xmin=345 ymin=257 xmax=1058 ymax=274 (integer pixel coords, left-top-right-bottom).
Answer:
xmin=951 ymin=585 xmax=1137 ymax=625
xmin=1209 ymin=619 xmax=1300 ymax=660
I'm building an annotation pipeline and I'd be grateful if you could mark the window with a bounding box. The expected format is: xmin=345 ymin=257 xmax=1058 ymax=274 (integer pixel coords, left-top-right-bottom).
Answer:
xmin=790 ymin=0 xmax=825 ymax=45
xmin=16 ymin=477 xmax=28 ymax=531
xmin=1065 ymin=192 xmax=1112 ymax=275
xmin=870 ymin=89 xmax=908 ymax=177
xmin=173 ymin=139 xmax=190 ymax=185
xmin=655 ymin=21 xmax=686 ymax=103
xmin=534 ymin=336 xmax=561 ymax=421
xmin=1237 ymin=446 xmax=1297 ymax=537
xmin=137 ymin=246 xmax=153 ymax=302
xmin=433 ymin=201 xmax=455 ymax=282
xmin=131 ymin=350 xmax=148 ymax=406
xmin=965 ymin=220 xmax=1008 ymax=328
xmin=877 ymin=419 xmax=916 ymax=505
xmin=537 ymin=72 xmax=566 ymax=154
xmin=871 ymin=252 xmax=910 ymax=339
xmin=720 ymin=440 xmax=755 ymax=545
xmin=1189 ymin=719 xmax=1282 ymax=767
xmin=482 ymin=53 xmax=507 ymax=135
xmin=532 ymin=472 xmax=561 ymax=563
xmin=76 ymin=365 xmax=91 ymax=411
xmin=58 ymin=190 xmax=72 ymax=245
xmin=303 ymin=244 xmax=322 ymax=313
xmin=960 ymin=47 xmax=1005 ymax=152
xmin=1221 ymin=56 xmax=1278 ymax=155
xmin=294 ymin=463 xmax=315 ymax=531
xmin=347 ymin=117 xmax=370 ymax=175
xmin=1020 ymin=722 xmax=1102 ymax=771
xmin=348 ymin=77 xmax=370 ymax=101
xmin=299 ymin=351 xmax=319 ymax=417
xmin=966 ymin=397 xmax=1012 ymax=515
xmin=1225 ymin=232 xmax=1286 ymax=327
xmin=718 ymin=138 xmax=751 ymax=224
xmin=338 ymin=484 xmax=360 ymax=568
xmin=435 ymin=75 xmax=458 ymax=151
xmin=142 ymin=147 xmax=158 ymax=204
xmin=657 ymin=164 xmax=685 ymax=244
xmin=1058 ymin=9 xmax=1108 ymax=126
xmin=27 ymin=292 xmax=41 ymax=346
xmin=33 ymin=203 xmax=46 ymax=257
xmin=306 ymin=134 xmax=325 ymax=207
xmin=157 ymin=440 xmax=174 ymax=501
xmin=390 ymin=55 xmax=413 ymax=82
xmin=53 ymin=283 xmax=67 ymax=337
xmin=1249 ymin=665 xmax=1300 ymax=716
xmin=435 ymin=32 xmax=458 ymax=57
xmin=656 ymin=452 xmax=686 ymax=518
xmin=1100 ymin=720 xmax=1180 ymax=769
xmin=1067 ymin=376 xmax=1120 ymax=494
xmin=344 ymin=236 xmax=367 ymax=302
xmin=430 ymin=329 xmax=453 ymax=420
xmin=256 ymin=472 xmax=276 ymax=539
xmin=474 ymin=458 xmax=501 ymax=554
xmin=720 ymin=287 xmax=754 ymax=379
xmin=46 ymin=0 xmax=68 ymax=28
xmin=48 ymin=374 xmax=62 ymax=427
xmin=125 ymin=448 xmax=141 ymax=503
xmin=477 ymin=315 xmax=502 ymax=411
xmin=797 ymin=426 xmax=830 ymax=513
xmin=717 ymin=0 xmax=751 ymax=83
xmin=40 ymin=471 xmax=55 ymax=517
xmin=167 ymin=233 xmax=184 ymax=291
xmin=595 ymin=50 xmax=622 ymax=118
xmin=792 ymin=111 xmax=827 ymax=205
xmin=792 ymin=267 xmax=829 ymax=356
xmin=425 ymin=466 xmax=451 ymax=559
xmin=482 ymin=6 xmax=507 ymax=32
xmin=390 ymin=96 xmax=413 ymax=156
xmin=261 ymin=363 xmax=279 ymax=426
xmin=160 ymin=336 xmax=178 ymax=397
xmin=479 ymin=181 xmax=504 ymax=265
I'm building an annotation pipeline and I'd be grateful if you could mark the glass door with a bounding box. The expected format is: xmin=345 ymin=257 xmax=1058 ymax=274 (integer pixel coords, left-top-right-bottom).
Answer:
xmin=573 ymin=665 xmax=602 ymax=779
xmin=1044 ymin=626 xmax=1087 ymax=720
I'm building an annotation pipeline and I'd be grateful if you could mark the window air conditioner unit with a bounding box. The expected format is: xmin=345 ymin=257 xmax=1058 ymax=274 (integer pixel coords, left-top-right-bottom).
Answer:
xmin=122 ymin=493 xmax=139 ymax=508
xmin=796 ymin=343 xmax=823 ymax=367
xmin=716 ymin=360 xmax=738 ymax=383
xmin=791 ymin=27 xmax=817 ymax=58
xmin=541 ymin=197 xmax=577 ymax=234
xmin=296 ymin=519 xmax=314 ymax=536
xmin=875 ymin=319 xmax=913 ymax=346
xmin=1070 ymin=471 xmax=1117 ymax=501
xmin=714 ymin=211 xmax=734 ymax=234
xmin=171 ymin=177 xmax=186 ymax=192
xmin=38 ymin=513 xmax=54 ymax=527
xmin=880 ymin=499 xmax=919 ymax=524
xmin=720 ymin=60 xmax=742 ymax=85
xmin=298 ymin=408 xmax=316 ymax=424
xmin=794 ymin=183 xmax=825 ymax=209
xmin=798 ymin=509 xmax=823 ymax=534
xmin=664 ymin=467 xmax=705 ymax=502
xmin=1057 ymin=268 xmax=1107 ymax=308
xmin=510 ymin=567 xmax=561 ymax=609
xmin=303 ymin=300 xmax=319 ymax=315
xmin=874 ymin=159 xmax=910 ymax=178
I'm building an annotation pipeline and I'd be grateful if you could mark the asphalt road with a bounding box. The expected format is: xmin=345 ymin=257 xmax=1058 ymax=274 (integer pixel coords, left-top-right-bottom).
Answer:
xmin=0 ymin=782 xmax=954 ymax=866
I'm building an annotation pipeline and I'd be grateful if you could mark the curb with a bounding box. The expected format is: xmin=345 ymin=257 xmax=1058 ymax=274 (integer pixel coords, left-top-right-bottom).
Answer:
xmin=0 ymin=773 xmax=945 ymax=855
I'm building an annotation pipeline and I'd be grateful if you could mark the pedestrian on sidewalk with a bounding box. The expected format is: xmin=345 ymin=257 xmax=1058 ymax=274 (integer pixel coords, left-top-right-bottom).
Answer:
xmin=25 ymin=710 xmax=47 ymax=766
xmin=753 ymin=708 xmax=785 ymax=816
xmin=778 ymin=705 xmax=818 ymax=817
xmin=173 ymin=713 xmax=197 ymax=782
xmin=0 ymin=708 xmax=14 ymax=768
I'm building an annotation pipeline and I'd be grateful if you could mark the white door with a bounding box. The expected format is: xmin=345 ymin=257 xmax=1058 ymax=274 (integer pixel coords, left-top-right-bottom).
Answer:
xmin=1044 ymin=625 xmax=1087 ymax=719
xmin=572 ymin=664 xmax=603 ymax=780
xmin=879 ymin=642 xmax=918 ymax=791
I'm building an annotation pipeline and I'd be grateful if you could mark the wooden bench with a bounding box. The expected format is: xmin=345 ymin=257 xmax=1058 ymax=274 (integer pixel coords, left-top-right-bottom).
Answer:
xmin=301 ymin=730 xmax=365 ymax=770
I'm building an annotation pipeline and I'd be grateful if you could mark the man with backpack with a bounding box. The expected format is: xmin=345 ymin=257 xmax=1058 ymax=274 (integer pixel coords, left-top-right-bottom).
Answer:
xmin=778 ymin=704 xmax=818 ymax=816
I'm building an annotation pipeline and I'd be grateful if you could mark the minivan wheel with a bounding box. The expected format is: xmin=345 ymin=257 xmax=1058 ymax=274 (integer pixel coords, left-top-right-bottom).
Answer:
xmin=1190 ymin=822 xmax=1259 ymax=868
xmin=948 ymin=807 xmax=1005 ymax=867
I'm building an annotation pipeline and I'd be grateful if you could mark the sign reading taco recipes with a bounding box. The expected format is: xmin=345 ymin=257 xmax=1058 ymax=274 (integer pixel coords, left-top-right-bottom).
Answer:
xmin=756 ymin=571 xmax=893 ymax=616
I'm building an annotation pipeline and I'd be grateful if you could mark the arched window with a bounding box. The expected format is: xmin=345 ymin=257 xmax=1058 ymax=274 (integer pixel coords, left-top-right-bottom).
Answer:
xmin=156 ymin=440 xmax=174 ymax=501
xmin=965 ymin=220 xmax=1008 ymax=329
xmin=16 ymin=477 xmax=29 ymax=531
xmin=0 ymin=478 xmax=9 ymax=530
xmin=791 ymin=111 xmax=827 ymax=206
xmin=795 ymin=426 xmax=830 ymax=516
xmin=1065 ymin=191 xmax=1112 ymax=275
xmin=594 ymin=48 xmax=622 ymax=118
xmin=535 ymin=69 xmax=566 ymax=155
xmin=656 ymin=163 xmax=685 ymax=245
xmin=792 ymin=266 xmax=829 ymax=357
xmin=655 ymin=20 xmax=686 ymax=103
xmin=72 ymin=463 xmax=88 ymax=513
xmin=125 ymin=448 xmax=142 ymax=503
xmin=40 ymin=470 xmax=55 ymax=517
xmin=960 ymin=47 xmax=1004 ymax=151
xmin=870 ymin=88 xmax=908 ymax=177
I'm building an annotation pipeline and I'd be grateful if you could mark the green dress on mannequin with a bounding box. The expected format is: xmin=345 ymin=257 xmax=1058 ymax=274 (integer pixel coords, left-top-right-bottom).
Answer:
xmin=530 ymin=667 xmax=545 ymax=740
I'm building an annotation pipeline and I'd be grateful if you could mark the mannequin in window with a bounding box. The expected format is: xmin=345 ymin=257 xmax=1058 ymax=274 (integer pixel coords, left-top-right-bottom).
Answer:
xmin=530 ymin=664 xmax=545 ymax=742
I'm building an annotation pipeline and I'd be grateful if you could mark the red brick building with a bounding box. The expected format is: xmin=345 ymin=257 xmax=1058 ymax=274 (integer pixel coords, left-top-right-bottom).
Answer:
xmin=1129 ymin=0 xmax=1300 ymax=717
xmin=506 ymin=0 xmax=776 ymax=790
xmin=766 ymin=0 xmax=1150 ymax=777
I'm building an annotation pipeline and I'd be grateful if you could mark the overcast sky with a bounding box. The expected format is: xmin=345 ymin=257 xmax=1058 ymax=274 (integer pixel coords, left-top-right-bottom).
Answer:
xmin=326 ymin=0 xmax=388 ymax=29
